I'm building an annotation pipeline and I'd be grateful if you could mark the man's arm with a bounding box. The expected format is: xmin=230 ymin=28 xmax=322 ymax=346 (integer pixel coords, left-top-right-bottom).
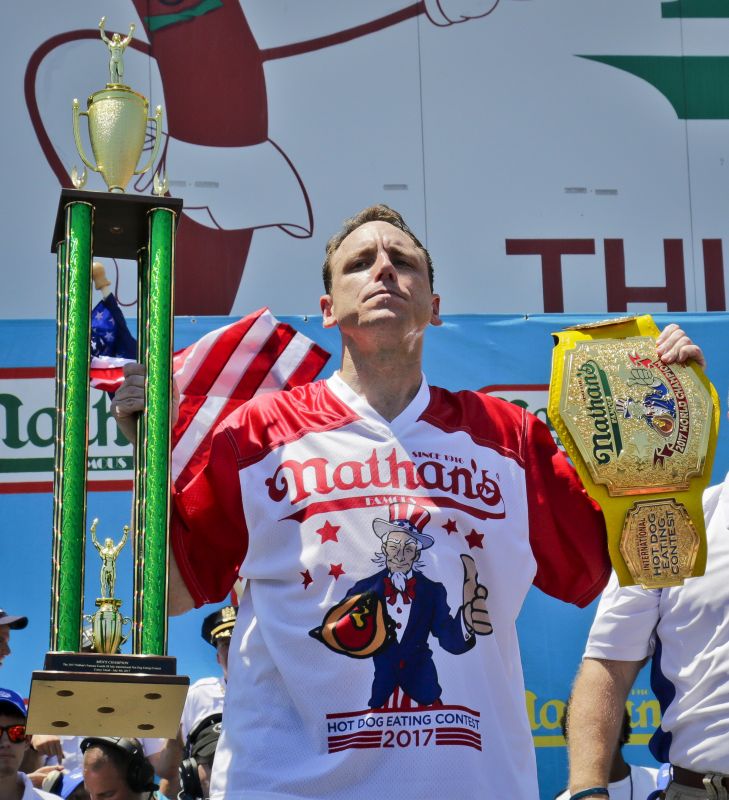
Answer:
xmin=169 ymin=546 xmax=195 ymax=616
xmin=567 ymin=656 xmax=642 ymax=796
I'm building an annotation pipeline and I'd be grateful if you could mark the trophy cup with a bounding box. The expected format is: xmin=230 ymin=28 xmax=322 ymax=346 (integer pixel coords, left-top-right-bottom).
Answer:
xmin=27 ymin=18 xmax=187 ymax=737
xmin=548 ymin=315 xmax=720 ymax=588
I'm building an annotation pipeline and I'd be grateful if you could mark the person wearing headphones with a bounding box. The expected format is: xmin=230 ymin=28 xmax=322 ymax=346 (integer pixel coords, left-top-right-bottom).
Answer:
xmin=81 ymin=738 xmax=157 ymax=800
xmin=178 ymin=716 xmax=222 ymax=800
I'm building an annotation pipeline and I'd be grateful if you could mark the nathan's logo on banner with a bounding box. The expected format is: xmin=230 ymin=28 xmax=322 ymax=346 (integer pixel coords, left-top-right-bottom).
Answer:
xmin=0 ymin=368 xmax=132 ymax=493
xmin=574 ymin=360 xmax=623 ymax=465
xmin=526 ymin=688 xmax=660 ymax=747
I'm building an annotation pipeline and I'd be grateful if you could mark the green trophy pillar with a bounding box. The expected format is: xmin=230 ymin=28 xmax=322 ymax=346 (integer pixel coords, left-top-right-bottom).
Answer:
xmin=51 ymin=201 xmax=93 ymax=653
xmin=134 ymin=207 xmax=175 ymax=655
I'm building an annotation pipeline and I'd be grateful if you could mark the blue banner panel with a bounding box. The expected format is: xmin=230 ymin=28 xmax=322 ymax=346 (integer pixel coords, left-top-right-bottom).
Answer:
xmin=2 ymin=313 xmax=727 ymax=799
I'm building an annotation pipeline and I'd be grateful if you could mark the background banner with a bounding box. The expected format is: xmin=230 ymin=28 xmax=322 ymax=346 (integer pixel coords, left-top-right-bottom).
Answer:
xmin=3 ymin=1 xmax=729 ymax=320
xmin=2 ymin=312 xmax=727 ymax=798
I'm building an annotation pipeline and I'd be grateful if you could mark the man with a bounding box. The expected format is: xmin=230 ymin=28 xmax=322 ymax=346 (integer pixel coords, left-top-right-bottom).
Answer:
xmin=113 ymin=205 xmax=702 ymax=799
xmin=566 ymin=458 xmax=728 ymax=797
xmin=81 ymin=738 xmax=156 ymax=800
xmin=0 ymin=687 xmax=56 ymax=800
xmin=183 ymin=607 xmax=236 ymax=742
xmin=0 ymin=611 xmax=28 ymax=669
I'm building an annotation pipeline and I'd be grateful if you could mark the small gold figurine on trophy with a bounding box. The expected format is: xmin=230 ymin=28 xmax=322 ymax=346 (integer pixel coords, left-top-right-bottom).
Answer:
xmin=98 ymin=17 xmax=135 ymax=86
xmin=84 ymin=519 xmax=131 ymax=655
xmin=72 ymin=18 xmax=163 ymax=193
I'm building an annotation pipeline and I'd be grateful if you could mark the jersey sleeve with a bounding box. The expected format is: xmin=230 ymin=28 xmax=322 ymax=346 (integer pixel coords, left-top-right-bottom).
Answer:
xmin=523 ymin=412 xmax=611 ymax=607
xmin=583 ymin=570 xmax=659 ymax=662
xmin=171 ymin=423 xmax=249 ymax=607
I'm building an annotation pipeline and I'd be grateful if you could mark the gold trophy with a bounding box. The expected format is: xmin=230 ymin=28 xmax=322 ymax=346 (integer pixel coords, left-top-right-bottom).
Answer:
xmin=26 ymin=16 xmax=186 ymax=738
xmin=83 ymin=519 xmax=131 ymax=655
xmin=71 ymin=17 xmax=163 ymax=193
xmin=549 ymin=316 xmax=720 ymax=588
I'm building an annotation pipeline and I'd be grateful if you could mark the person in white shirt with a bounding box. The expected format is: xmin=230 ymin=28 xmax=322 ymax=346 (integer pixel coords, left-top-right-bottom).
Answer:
xmin=567 ymin=446 xmax=729 ymax=798
xmin=0 ymin=688 xmax=56 ymax=800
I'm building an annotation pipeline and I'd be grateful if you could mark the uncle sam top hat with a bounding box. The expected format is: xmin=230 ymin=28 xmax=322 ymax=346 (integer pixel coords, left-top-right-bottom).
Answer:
xmin=372 ymin=501 xmax=434 ymax=550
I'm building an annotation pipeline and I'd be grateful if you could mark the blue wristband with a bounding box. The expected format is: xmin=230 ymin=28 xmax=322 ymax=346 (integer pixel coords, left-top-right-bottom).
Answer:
xmin=570 ymin=789 xmax=609 ymax=800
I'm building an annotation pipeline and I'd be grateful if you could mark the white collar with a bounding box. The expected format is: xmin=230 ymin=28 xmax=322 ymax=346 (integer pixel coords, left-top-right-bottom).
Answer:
xmin=326 ymin=371 xmax=430 ymax=432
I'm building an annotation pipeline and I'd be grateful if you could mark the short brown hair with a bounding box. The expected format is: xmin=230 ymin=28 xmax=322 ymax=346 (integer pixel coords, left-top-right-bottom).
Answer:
xmin=322 ymin=205 xmax=434 ymax=294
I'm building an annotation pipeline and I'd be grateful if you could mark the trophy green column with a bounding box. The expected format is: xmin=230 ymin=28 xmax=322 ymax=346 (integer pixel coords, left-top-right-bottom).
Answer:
xmin=51 ymin=201 xmax=93 ymax=653
xmin=134 ymin=207 xmax=175 ymax=655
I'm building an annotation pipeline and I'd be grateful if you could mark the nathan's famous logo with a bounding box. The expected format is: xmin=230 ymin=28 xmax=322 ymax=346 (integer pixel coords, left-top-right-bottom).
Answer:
xmin=265 ymin=448 xmax=502 ymax=512
xmin=574 ymin=360 xmax=624 ymax=465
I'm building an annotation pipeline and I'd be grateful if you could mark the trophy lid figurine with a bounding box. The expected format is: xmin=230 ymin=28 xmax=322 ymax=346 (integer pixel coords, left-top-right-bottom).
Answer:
xmin=72 ymin=18 xmax=165 ymax=194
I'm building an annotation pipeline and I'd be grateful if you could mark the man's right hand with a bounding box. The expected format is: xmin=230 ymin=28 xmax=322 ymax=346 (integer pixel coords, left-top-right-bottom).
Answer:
xmin=110 ymin=362 xmax=146 ymax=444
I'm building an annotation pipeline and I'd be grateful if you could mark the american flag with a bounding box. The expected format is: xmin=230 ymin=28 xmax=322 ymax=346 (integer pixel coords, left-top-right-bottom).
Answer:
xmin=90 ymin=307 xmax=330 ymax=491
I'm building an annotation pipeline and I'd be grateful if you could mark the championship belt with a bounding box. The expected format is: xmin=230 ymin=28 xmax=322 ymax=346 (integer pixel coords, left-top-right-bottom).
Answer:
xmin=548 ymin=315 xmax=720 ymax=588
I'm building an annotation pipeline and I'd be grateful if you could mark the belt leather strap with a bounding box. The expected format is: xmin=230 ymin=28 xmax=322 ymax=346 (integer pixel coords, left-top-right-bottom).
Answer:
xmin=672 ymin=766 xmax=729 ymax=791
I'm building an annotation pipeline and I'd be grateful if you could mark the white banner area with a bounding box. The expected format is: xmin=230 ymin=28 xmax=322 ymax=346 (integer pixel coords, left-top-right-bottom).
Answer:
xmin=3 ymin=1 xmax=729 ymax=319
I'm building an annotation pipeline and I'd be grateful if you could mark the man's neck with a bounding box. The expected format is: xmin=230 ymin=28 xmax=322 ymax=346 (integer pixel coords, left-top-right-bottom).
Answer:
xmin=0 ymin=772 xmax=24 ymax=800
xmin=338 ymin=337 xmax=424 ymax=421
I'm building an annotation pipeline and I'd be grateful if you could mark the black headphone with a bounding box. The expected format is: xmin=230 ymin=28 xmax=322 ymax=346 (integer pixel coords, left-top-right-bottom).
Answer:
xmin=80 ymin=736 xmax=157 ymax=793
xmin=178 ymin=714 xmax=222 ymax=800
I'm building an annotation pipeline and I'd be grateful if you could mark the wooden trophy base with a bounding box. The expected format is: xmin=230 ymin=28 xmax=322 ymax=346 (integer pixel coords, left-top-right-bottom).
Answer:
xmin=27 ymin=653 xmax=189 ymax=737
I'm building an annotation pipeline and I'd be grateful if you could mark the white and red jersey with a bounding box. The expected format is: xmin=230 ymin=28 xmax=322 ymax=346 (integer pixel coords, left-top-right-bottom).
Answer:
xmin=172 ymin=373 xmax=609 ymax=800
xmin=585 ymin=475 xmax=729 ymax=773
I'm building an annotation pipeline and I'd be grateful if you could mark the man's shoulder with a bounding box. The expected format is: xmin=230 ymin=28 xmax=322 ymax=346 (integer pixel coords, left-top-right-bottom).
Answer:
xmin=215 ymin=379 xmax=359 ymax=458
xmin=224 ymin=379 xmax=351 ymax=427
xmin=423 ymin=385 xmax=539 ymax=459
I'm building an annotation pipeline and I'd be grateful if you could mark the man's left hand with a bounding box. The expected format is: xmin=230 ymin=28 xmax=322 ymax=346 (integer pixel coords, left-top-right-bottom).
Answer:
xmin=656 ymin=323 xmax=706 ymax=368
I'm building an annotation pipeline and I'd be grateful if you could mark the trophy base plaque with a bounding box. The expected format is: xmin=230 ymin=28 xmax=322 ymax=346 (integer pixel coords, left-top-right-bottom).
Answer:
xmin=27 ymin=653 xmax=188 ymax=737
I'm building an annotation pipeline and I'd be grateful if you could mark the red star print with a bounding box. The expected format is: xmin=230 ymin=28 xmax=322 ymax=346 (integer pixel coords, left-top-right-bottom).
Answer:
xmin=300 ymin=570 xmax=313 ymax=589
xmin=465 ymin=529 xmax=484 ymax=549
xmin=329 ymin=563 xmax=345 ymax=580
xmin=316 ymin=520 xmax=340 ymax=543
xmin=442 ymin=518 xmax=458 ymax=535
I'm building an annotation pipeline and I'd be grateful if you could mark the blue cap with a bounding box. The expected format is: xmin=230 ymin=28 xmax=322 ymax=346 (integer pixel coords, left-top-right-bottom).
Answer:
xmin=58 ymin=771 xmax=85 ymax=799
xmin=0 ymin=688 xmax=27 ymax=717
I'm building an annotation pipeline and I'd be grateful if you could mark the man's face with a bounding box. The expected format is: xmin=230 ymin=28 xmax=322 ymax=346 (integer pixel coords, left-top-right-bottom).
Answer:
xmin=216 ymin=637 xmax=231 ymax=682
xmin=83 ymin=752 xmax=135 ymax=800
xmin=0 ymin=626 xmax=10 ymax=666
xmin=0 ymin=712 xmax=28 ymax=778
xmin=383 ymin=530 xmax=419 ymax=575
xmin=320 ymin=221 xmax=440 ymax=340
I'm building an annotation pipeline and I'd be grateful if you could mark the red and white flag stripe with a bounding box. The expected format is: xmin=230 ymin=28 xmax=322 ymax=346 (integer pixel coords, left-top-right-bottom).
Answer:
xmin=89 ymin=308 xmax=330 ymax=491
